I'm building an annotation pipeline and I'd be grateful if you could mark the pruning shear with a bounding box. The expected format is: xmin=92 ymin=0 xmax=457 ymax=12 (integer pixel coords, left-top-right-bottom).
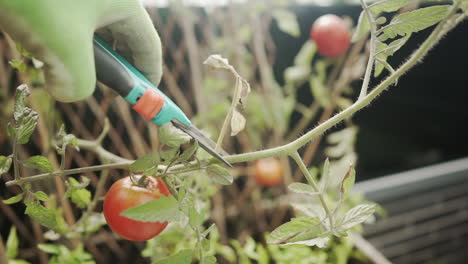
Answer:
xmin=93 ymin=36 xmax=231 ymax=167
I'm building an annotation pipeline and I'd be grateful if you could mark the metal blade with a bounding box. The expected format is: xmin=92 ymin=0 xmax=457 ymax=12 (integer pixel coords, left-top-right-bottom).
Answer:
xmin=171 ymin=120 xmax=232 ymax=167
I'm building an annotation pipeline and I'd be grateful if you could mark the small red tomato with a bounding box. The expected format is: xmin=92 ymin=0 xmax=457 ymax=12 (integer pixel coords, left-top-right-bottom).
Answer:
xmin=254 ymin=158 xmax=283 ymax=187
xmin=310 ymin=14 xmax=351 ymax=58
xmin=103 ymin=176 xmax=170 ymax=241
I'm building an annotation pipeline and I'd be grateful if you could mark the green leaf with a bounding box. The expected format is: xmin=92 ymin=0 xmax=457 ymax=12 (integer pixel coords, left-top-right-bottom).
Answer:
xmin=16 ymin=108 xmax=38 ymax=144
xmin=340 ymin=166 xmax=356 ymax=197
xmin=352 ymin=11 xmax=370 ymax=42
xmin=272 ymin=10 xmax=300 ymax=38
xmin=288 ymin=183 xmax=319 ymax=196
xmin=33 ymin=191 xmax=50 ymax=202
xmin=206 ymin=164 xmax=233 ymax=185
xmin=179 ymin=141 xmax=199 ymax=162
xmin=38 ymin=244 xmax=61 ymax=254
xmin=9 ymin=59 xmax=26 ymax=73
xmin=284 ymin=66 xmax=311 ymax=85
xmin=24 ymin=156 xmax=53 ymax=173
xmin=65 ymin=178 xmax=91 ymax=209
xmin=121 ymin=195 xmax=185 ymax=222
xmin=188 ymin=207 xmax=203 ymax=229
xmin=9 ymin=259 xmax=31 ymax=264
xmin=268 ymin=217 xmax=320 ymax=244
xmin=156 ymin=249 xmax=193 ymax=264
xmin=203 ymin=255 xmax=217 ymax=264
xmin=230 ymin=109 xmax=246 ymax=136
xmin=159 ymin=123 xmax=191 ymax=148
xmin=13 ymin=84 xmax=29 ymax=122
xmin=3 ymin=193 xmax=24 ymax=205
xmin=320 ymin=158 xmax=331 ymax=191
xmin=0 ymin=156 xmax=12 ymax=176
xmin=160 ymin=146 xmax=180 ymax=162
xmin=379 ymin=5 xmax=450 ymax=41
xmin=294 ymin=41 xmax=316 ymax=66
xmin=25 ymin=200 xmax=67 ymax=233
xmin=69 ymin=213 xmax=106 ymax=237
xmin=6 ymin=227 xmax=19 ymax=258
xmin=310 ymin=76 xmax=330 ymax=108
xmin=338 ymin=204 xmax=376 ymax=231
xmin=283 ymin=236 xmax=330 ymax=248
xmin=374 ymin=33 xmax=411 ymax=77
xmin=7 ymin=122 xmax=15 ymax=137
xmin=369 ymin=0 xmax=414 ymax=14
xmin=130 ymin=153 xmax=160 ymax=173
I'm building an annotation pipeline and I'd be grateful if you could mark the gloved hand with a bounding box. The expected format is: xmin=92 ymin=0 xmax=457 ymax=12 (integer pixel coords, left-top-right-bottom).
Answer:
xmin=0 ymin=0 xmax=162 ymax=102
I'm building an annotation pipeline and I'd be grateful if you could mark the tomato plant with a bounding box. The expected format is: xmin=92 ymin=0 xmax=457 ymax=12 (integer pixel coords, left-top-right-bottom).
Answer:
xmin=310 ymin=14 xmax=350 ymax=58
xmin=103 ymin=176 xmax=170 ymax=241
xmin=253 ymin=158 xmax=283 ymax=187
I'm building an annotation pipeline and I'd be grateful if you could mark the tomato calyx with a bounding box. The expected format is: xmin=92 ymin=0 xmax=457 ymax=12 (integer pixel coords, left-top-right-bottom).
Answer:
xmin=130 ymin=173 xmax=149 ymax=187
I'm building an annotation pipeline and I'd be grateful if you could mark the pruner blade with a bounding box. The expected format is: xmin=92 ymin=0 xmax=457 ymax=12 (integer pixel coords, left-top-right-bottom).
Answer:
xmin=171 ymin=120 xmax=232 ymax=167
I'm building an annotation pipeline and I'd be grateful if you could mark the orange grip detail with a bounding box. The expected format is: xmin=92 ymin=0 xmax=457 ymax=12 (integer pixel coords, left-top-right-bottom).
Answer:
xmin=132 ymin=88 xmax=165 ymax=120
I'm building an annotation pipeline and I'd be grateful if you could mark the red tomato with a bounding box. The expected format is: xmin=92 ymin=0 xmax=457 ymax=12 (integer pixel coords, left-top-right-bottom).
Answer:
xmin=254 ymin=158 xmax=283 ymax=187
xmin=103 ymin=176 xmax=170 ymax=241
xmin=310 ymin=14 xmax=350 ymax=58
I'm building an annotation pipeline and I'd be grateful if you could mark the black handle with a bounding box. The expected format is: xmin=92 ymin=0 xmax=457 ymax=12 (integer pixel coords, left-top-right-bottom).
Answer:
xmin=93 ymin=38 xmax=135 ymax=97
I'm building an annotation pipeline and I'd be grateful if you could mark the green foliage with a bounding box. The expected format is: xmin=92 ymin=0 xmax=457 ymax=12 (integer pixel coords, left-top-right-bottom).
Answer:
xmin=65 ymin=177 xmax=91 ymax=209
xmin=11 ymin=85 xmax=38 ymax=144
xmin=121 ymin=195 xmax=185 ymax=223
xmin=5 ymin=227 xmax=32 ymax=264
xmin=130 ymin=153 xmax=160 ymax=173
xmin=378 ymin=5 xmax=450 ymax=41
xmin=38 ymin=243 xmax=95 ymax=264
xmin=353 ymin=2 xmax=451 ymax=77
xmin=0 ymin=156 xmax=13 ymax=176
xmin=336 ymin=204 xmax=376 ymax=231
xmin=55 ymin=125 xmax=79 ymax=154
xmin=288 ymin=183 xmax=319 ymax=196
xmin=155 ymin=249 xmax=193 ymax=264
xmin=272 ymin=9 xmax=301 ymax=38
xmin=9 ymin=59 xmax=27 ymax=73
xmin=23 ymin=155 xmax=53 ymax=173
xmin=24 ymin=199 xmax=67 ymax=233
xmin=3 ymin=193 xmax=24 ymax=204
xmin=6 ymin=227 xmax=19 ymax=259
xmin=159 ymin=123 xmax=191 ymax=148
xmin=33 ymin=191 xmax=50 ymax=202
xmin=206 ymin=164 xmax=233 ymax=185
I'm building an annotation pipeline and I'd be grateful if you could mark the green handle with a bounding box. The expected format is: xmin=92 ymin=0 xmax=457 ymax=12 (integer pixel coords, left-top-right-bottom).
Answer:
xmin=93 ymin=36 xmax=191 ymax=126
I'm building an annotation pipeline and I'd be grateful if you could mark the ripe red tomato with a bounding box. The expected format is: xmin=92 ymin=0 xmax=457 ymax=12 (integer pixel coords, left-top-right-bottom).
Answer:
xmin=310 ymin=14 xmax=350 ymax=58
xmin=254 ymin=158 xmax=283 ymax=187
xmin=103 ymin=176 xmax=170 ymax=241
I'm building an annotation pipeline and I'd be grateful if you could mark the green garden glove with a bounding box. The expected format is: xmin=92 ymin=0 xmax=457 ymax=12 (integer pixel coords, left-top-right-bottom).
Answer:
xmin=0 ymin=0 xmax=162 ymax=102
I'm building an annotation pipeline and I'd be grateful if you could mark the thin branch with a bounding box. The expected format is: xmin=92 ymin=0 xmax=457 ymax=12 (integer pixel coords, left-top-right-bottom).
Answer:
xmin=358 ymin=0 xmax=378 ymax=100
xmin=290 ymin=151 xmax=333 ymax=230
xmin=5 ymin=162 xmax=130 ymax=187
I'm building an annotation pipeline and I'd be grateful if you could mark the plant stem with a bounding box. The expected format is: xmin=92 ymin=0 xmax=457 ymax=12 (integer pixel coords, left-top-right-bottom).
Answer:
xmin=358 ymin=0 xmax=378 ymax=100
xmin=12 ymin=137 xmax=20 ymax=183
xmin=290 ymin=152 xmax=333 ymax=230
xmin=5 ymin=162 xmax=130 ymax=186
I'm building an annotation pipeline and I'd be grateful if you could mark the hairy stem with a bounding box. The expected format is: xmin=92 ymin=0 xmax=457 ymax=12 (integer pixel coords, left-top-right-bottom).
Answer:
xmin=358 ymin=0 xmax=377 ymax=100
xmin=290 ymin=152 xmax=333 ymax=230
